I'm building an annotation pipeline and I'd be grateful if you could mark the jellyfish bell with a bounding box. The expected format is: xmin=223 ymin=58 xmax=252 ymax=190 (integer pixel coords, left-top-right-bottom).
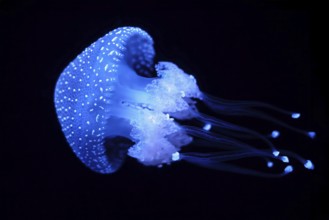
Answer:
xmin=54 ymin=27 xmax=193 ymax=173
xmin=54 ymin=26 xmax=315 ymax=176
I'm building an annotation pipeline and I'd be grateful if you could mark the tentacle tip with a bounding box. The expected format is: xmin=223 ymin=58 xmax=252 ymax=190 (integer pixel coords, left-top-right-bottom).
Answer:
xmin=307 ymin=131 xmax=316 ymax=139
xmin=203 ymin=123 xmax=212 ymax=131
xmin=172 ymin=152 xmax=180 ymax=161
xmin=291 ymin=113 xmax=301 ymax=119
xmin=271 ymin=130 xmax=280 ymax=139
xmin=304 ymin=160 xmax=315 ymax=170
xmin=273 ymin=150 xmax=280 ymax=157
xmin=267 ymin=161 xmax=274 ymax=168
xmin=280 ymin=156 xmax=289 ymax=163
xmin=284 ymin=165 xmax=294 ymax=174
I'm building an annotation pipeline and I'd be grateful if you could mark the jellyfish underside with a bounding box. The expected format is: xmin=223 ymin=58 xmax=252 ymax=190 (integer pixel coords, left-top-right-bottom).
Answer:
xmin=54 ymin=27 xmax=315 ymax=176
xmin=111 ymin=61 xmax=315 ymax=177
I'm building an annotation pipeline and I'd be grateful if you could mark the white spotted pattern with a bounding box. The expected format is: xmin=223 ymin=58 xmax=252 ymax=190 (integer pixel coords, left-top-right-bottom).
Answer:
xmin=54 ymin=27 xmax=154 ymax=173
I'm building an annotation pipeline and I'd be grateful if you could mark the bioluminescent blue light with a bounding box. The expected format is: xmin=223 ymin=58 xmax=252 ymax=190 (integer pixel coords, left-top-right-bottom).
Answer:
xmin=280 ymin=156 xmax=289 ymax=163
xmin=304 ymin=160 xmax=314 ymax=170
xmin=267 ymin=161 xmax=274 ymax=168
xmin=54 ymin=26 xmax=316 ymax=176
xmin=271 ymin=130 xmax=280 ymax=139
xmin=284 ymin=165 xmax=293 ymax=174
xmin=203 ymin=123 xmax=212 ymax=131
xmin=291 ymin=113 xmax=301 ymax=119
xmin=307 ymin=131 xmax=316 ymax=139
xmin=272 ymin=150 xmax=280 ymax=157
xmin=172 ymin=152 xmax=180 ymax=162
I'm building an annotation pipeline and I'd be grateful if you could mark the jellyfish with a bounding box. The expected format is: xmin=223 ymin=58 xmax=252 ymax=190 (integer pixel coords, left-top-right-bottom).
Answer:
xmin=54 ymin=26 xmax=315 ymax=176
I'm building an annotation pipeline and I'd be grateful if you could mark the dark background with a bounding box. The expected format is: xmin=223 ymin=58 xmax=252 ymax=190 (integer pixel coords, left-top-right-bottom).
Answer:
xmin=1 ymin=0 xmax=328 ymax=219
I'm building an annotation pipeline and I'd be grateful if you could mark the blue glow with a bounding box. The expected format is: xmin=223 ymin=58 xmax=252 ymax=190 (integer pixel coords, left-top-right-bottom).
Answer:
xmin=203 ymin=123 xmax=212 ymax=131
xmin=271 ymin=130 xmax=280 ymax=139
xmin=54 ymin=27 xmax=158 ymax=173
xmin=172 ymin=152 xmax=180 ymax=161
xmin=272 ymin=150 xmax=280 ymax=157
xmin=284 ymin=165 xmax=293 ymax=174
xmin=267 ymin=161 xmax=274 ymax=168
xmin=304 ymin=160 xmax=314 ymax=170
xmin=54 ymin=26 xmax=316 ymax=177
xmin=291 ymin=113 xmax=301 ymax=119
xmin=280 ymin=156 xmax=289 ymax=163
xmin=307 ymin=131 xmax=316 ymax=139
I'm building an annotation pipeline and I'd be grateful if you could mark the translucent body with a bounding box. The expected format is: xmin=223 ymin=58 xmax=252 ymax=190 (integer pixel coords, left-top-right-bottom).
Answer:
xmin=54 ymin=26 xmax=315 ymax=176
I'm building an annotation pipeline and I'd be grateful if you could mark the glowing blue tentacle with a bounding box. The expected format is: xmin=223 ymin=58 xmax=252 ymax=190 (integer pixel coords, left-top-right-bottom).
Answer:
xmin=196 ymin=113 xmax=278 ymax=152
xmin=181 ymin=153 xmax=294 ymax=178
xmin=202 ymin=93 xmax=316 ymax=139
